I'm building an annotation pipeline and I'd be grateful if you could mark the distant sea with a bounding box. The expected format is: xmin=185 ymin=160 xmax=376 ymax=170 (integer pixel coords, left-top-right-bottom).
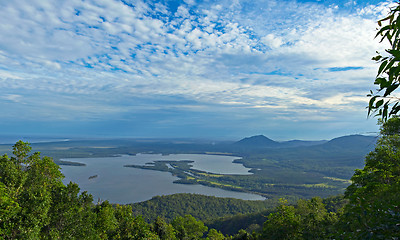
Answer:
xmin=0 ymin=135 xmax=70 ymax=144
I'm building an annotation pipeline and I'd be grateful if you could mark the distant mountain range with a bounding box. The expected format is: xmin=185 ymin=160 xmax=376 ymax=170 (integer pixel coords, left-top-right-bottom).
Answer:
xmin=233 ymin=134 xmax=377 ymax=150
xmin=233 ymin=134 xmax=328 ymax=148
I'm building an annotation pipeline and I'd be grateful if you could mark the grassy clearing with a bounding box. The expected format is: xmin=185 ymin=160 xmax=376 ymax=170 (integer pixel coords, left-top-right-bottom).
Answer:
xmin=197 ymin=172 xmax=224 ymax=178
xmin=323 ymin=176 xmax=352 ymax=184
xmin=198 ymin=180 xmax=243 ymax=189
xmin=300 ymin=183 xmax=336 ymax=189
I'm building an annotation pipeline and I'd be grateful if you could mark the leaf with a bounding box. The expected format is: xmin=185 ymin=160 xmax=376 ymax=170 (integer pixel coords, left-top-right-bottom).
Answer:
xmin=387 ymin=49 xmax=400 ymax=58
xmin=378 ymin=61 xmax=388 ymax=76
xmin=387 ymin=32 xmax=393 ymax=44
xmin=372 ymin=55 xmax=382 ymax=61
xmin=375 ymin=99 xmax=384 ymax=108
xmin=389 ymin=102 xmax=399 ymax=115
xmin=393 ymin=65 xmax=400 ymax=76
xmin=375 ymin=25 xmax=392 ymax=39
xmin=369 ymin=96 xmax=378 ymax=108
xmin=368 ymin=96 xmax=378 ymax=116
xmin=379 ymin=14 xmax=393 ymax=24
xmin=374 ymin=77 xmax=387 ymax=89
xmin=383 ymin=103 xmax=389 ymax=120
xmin=383 ymin=58 xmax=396 ymax=73
xmin=384 ymin=84 xmax=399 ymax=97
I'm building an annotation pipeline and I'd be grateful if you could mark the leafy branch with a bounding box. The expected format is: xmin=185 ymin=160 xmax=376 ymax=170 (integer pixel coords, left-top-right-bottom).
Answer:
xmin=369 ymin=3 xmax=400 ymax=121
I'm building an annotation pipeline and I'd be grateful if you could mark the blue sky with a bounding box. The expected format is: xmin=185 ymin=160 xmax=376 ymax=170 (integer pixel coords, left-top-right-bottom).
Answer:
xmin=0 ymin=0 xmax=396 ymax=140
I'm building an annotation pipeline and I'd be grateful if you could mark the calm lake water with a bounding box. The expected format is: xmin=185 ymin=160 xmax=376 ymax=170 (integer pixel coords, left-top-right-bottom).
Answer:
xmin=60 ymin=154 xmax=264 ymax=204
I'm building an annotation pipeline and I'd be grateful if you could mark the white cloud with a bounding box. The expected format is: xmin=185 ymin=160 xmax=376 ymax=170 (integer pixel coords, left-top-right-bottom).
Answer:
xmin=261 ymin=34 xmax=283 ymax=49
xmin=184 ymin=0 xmax=196 ymax=5
xmin=0 ymin=0 xmax=392 ymax=137
xmin=2 ymin=94 xmax=23 ymax=103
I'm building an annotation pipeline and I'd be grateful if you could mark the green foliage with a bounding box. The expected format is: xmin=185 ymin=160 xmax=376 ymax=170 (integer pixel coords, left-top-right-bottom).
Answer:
xmin=262 ymin=199 xmax=302 ymax=240
xmin=103 ymin=204 xmax=160 ymax=240
xmin=12 ymin=140 xmax=32 ymax=165
xmin=152 ymin=217 xmax=177 ymax=240
xmin=172 ymin=214 xmax=208 ymax=240
xmin=338 ymin=117 xmax=400 ymax=239
xmin=41 ymin=182 xmax=97 ymax=239
xmin=0 ymin=182 xmax=20 ymax=237
xmin=207 ymin=210 xmax=271 ymax=236
xmin=369 ymin=3 xmax=400 ymax=120
xmin=230 ymin=229 xmax=257 ymax=240
xmin=0 ymin=141 xmax=65 ymax=238
xmin=95 ymin=201 xmax=119 ymax=239
xmin=131 ymin=193 xmax=278 ymax=223
xmin=206 ymin=229 xmax=225 ymax=240
xmin=261 ymin=197 xmax=339 ymax=240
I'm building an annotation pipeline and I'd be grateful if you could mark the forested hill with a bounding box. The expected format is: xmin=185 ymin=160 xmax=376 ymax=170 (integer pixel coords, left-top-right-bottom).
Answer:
xmin=233 ymin=135 xmax=328 ymax=149
xmin=320 ymin=134 xmax=377 ymax=150
xmin=234 ymin=135 xmax=377 ymax=183
xmin=231 ymin=134 xmax=375 ymax=152
xmin=233 ymin=135 xmax=280 ymax=148
xmin=129 ymin=193 xmax=279 ymax=223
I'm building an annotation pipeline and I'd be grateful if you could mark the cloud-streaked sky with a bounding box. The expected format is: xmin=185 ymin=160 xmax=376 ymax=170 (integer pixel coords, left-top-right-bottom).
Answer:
xmin=0 ymin=0 xmax=395 ymax=140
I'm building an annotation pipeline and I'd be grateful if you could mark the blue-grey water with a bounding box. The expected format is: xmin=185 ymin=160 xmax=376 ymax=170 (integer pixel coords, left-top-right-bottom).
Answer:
xmin=60 ymin=154 xmax=264 ymax=204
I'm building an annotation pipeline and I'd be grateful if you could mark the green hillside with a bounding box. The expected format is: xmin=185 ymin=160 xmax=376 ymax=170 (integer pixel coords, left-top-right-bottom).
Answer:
xmin=129 ymin=193 xmax=279 ymax=223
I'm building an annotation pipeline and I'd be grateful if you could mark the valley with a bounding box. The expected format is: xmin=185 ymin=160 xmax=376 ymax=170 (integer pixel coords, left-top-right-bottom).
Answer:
xmin=0 ymin=134 xmax=377 ymax=202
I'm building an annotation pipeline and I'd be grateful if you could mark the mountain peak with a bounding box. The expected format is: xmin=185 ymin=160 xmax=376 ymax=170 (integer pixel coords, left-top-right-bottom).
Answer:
xmin=323 ymin=135 xmax=377 ymax=149
xmin=234 ymin=135 xmax=279 ymax=147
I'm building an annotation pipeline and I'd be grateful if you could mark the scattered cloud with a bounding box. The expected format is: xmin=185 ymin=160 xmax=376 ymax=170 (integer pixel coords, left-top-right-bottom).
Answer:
xmin=2 ymin=94 xmax=23 ymax=103
xmin=0 ymin=0 xmax=394 ymax=139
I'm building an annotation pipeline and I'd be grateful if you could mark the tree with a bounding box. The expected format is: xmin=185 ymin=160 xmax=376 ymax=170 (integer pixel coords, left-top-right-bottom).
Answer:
xmin=338 ymin=117 xmax=400 ymax=239
xmin=261 ymin=199 xmax=302 ymax=240
xmin=295 ymin=197 xmax=337 ymax=239
xmin=369 ymin=3 xmax=400 ymax=120
xmin=206 ymin=229 xmax=225 ymax=240
xmin=152 ymin=216 xmax=176 ymax=240
xmin=261 ymin=197 xmax=338 ymax=240
xmin=171 ymin=214 xmax=208 ymax=240
xmin=0 ymin=141 xmax=64 ymax=239
xmin=94 ymin=201 xmax=118 ymax=239
xmin=41 ymin=182 xmax=97 ymax=239
xmin=0 ymin=182 xmax=20 ymax=237
xmin=231 ymin=229 xmax=255 ymax=240
xmin=113 ymin=204 xmax=160 ymax=240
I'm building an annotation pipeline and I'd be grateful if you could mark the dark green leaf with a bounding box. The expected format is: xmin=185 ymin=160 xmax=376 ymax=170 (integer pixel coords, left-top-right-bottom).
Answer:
xmin=383 ymin=103 xmax=389 ymax=120
xmin=372 ymin=55 xmax=382 ymax=61
xmin=378 ymin=61 xmax=388 ymax=76
xmin=384 ymin=84 xmax=399 ymax=97
xmin=375 ymin=99 xmax=384 ymax=108
xmin=383 ymin=59 xmax=396 ymax=73
xmin=387 ymin=49 xmax=400 ymax=58
xmin=375 ymin=25 xmax=392 ymax=39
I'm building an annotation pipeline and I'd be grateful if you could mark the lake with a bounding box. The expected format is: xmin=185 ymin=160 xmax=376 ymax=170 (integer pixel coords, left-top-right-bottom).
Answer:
xmin=60 ymin=154 xmax=264 ymax=204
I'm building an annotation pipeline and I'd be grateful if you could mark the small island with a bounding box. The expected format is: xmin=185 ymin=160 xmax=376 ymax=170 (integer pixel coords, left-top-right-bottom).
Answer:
xmin=88 ymin=175 xmax=98 ymax=180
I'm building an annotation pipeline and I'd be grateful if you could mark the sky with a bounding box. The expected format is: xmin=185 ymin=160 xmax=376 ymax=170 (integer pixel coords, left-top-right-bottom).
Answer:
xmin=0 ymin=0 xmax=396 ymax=141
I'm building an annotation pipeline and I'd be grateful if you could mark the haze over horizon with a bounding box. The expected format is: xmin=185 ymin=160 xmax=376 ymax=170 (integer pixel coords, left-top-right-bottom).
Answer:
xmin=0 ymin=0 xmax=394 ymax=140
